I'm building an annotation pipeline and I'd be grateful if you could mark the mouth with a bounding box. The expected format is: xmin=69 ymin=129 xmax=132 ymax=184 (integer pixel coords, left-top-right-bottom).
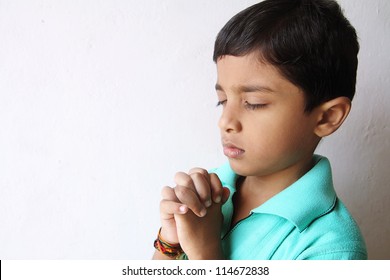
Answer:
xmin=222 ymin=141 xmax=245 ymax=159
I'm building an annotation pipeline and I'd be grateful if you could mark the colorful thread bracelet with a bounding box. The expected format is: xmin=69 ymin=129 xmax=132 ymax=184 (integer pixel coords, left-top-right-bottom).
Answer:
xmin=154 ymin=228 xmax=184 ymax=259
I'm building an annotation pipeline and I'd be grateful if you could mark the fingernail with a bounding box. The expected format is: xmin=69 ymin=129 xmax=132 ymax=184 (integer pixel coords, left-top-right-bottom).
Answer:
xmin=179 ymin=205 xmax=187 ymax=213
xmin=205 ymin=200 xmax=212 ymax=208
xmin=214 ymin=195 xmax=221 ymax=203
xmin=199 ymin=208 xmax=207 ymax=217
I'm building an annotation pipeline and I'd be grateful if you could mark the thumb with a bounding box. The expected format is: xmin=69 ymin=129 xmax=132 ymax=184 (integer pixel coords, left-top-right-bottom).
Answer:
xmin=221 ymin=187 xmax=230 ymax=204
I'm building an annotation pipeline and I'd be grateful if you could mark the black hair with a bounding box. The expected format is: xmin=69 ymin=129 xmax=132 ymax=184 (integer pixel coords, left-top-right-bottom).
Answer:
xmin=213 ymin=0 xmax=359 ymax=112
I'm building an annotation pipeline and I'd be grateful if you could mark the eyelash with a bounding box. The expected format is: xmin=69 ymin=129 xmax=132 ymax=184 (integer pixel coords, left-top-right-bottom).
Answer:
xmin=245 ymin=101 xmax=267 ymax=110
xmin=216 ymin=100 xmax=226 ymax=107
xmin=216 ymin=100 xmax=267 ymax=110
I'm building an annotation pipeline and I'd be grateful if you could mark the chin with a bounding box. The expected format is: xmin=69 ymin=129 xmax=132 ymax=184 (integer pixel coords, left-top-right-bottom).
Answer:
xmin=228 ymin=158 xmax=275 ymax=178
xmin=228 ymin=159 xmax=254 ymax=177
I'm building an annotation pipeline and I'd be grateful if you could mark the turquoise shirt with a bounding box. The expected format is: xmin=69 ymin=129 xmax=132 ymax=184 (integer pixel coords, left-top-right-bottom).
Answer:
xmin=210 ymin=155 xmax=367 ymax=260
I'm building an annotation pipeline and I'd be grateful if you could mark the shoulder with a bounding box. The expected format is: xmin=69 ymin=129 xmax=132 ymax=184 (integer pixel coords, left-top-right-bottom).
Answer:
xmin=296 ymin=199 xmax=367 ymax=260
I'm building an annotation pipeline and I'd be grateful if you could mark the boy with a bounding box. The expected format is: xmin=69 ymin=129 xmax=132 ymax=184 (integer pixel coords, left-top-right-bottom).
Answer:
xmin=153 ymin=0 xmax=367 ymax=260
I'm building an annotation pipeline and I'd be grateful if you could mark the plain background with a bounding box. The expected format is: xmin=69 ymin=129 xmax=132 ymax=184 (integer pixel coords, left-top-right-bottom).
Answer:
xmin=0 ymin=0 xmax=389 ymax=259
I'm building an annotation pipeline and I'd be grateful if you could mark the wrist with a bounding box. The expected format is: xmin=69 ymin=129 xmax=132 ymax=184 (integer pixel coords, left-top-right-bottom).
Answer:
xmin=154 ymin=228 xmax=184 ymax=260
xmin=160 ymin=226 xmax=179 ymax=244
xmin=186 ymin=242 xmax=224 ymax=260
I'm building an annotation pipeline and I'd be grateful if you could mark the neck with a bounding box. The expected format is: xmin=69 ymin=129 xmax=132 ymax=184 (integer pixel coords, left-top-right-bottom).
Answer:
xmin=239 ymin=155 xmax=315 ymax=207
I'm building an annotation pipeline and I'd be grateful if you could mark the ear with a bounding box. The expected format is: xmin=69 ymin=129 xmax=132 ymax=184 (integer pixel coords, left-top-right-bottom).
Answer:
xmin=314 ymin=97 xmax=351 ymax=137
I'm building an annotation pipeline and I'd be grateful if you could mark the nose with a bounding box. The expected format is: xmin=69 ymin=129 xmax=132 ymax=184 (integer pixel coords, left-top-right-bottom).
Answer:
xmin=218 ymin=103 xmax=242 ymax=133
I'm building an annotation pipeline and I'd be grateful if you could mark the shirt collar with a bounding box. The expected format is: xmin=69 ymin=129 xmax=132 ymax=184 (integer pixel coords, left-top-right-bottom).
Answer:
xmin=216 ymin=155 xmax=337 ymax=232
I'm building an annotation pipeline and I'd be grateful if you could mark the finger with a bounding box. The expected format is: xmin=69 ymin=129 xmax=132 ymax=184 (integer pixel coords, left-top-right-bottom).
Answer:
xmin=174 ymin=185 xmax=207 ymax=217
xmin=188 ymin=168 xmax=211 ymax=185
xmin=174 ymin=172 xmax=196 ymax=192
xmin=160 ymin=199 xmax=188 ymax=220
xmin=221 ymin=187 xmax=230 ymax=204
xmin=188 ymin=168 xmax=213 ymax=207
xmin=209 ymin=173 xmax=224 ymax=204
xmin=161 ymin=186 xmax=179 ymax=201
xmin=190 ymin=172 xmax=212 ymax=208
xmin=174 ymin=171 xmax=209 ymax=214
xmin=160 ymin=186 xmax=188 ymax=219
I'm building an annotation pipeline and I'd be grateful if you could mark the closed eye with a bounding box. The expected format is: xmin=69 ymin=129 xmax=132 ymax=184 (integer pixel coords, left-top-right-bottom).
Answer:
xmin=244 ymin=101 xmax=267 ymax=110
xmin=216 ymin=100 xmax=227 ymax=107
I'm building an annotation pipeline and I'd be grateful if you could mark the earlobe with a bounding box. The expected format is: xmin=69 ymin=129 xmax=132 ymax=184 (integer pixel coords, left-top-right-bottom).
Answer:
xmin=314 ymin=97 xmax=351 ymax=137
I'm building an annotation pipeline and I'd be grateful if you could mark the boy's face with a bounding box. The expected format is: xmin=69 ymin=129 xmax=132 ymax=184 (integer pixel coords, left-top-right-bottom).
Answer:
xmin=216 ymin=53 xmax=320 ymax=179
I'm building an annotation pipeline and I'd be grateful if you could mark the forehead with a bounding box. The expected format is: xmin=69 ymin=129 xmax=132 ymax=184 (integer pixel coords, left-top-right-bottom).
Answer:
xmin=216 ymin=54 xmax=299 ymax=95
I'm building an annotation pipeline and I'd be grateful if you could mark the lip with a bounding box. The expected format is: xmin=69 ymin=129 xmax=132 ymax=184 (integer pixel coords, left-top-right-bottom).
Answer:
xmin=222 ymin=140 xmax=245 ymax=159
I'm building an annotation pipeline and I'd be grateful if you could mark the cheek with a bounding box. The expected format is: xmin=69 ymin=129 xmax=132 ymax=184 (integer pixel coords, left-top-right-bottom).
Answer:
xmin=243 ymin=119 xmax=281 ymax=156
xmin=278 ymin=117 xmax=317 ymax=155
xmin=245 ymin=113 xmax=311 ymax=154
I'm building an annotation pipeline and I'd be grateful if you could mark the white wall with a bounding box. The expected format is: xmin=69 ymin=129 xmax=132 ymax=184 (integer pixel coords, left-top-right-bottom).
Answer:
xmin=0 ymin=0 xmax=388 ymax=260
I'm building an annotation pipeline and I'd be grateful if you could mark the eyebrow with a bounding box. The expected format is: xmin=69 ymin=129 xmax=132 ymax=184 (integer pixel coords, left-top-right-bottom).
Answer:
xmin=215 ymin=83 xmax=274 ymax=94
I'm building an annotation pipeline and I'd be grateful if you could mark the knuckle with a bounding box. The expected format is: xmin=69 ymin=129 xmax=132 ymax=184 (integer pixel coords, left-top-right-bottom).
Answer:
xmin=174 ymin=171 xmax=193 ymax=187
xmin=188 ymin=167 xmax=208 ymax=176
xmin=190 ymin=172 xmax=204 ymax=181
xmin=174 ymin=185 xmax=192 ymax=198
xmin=161 ymin=186 xmax=173 ymax=198
xmin=161 ymin=186 xmax=171 ymax=194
